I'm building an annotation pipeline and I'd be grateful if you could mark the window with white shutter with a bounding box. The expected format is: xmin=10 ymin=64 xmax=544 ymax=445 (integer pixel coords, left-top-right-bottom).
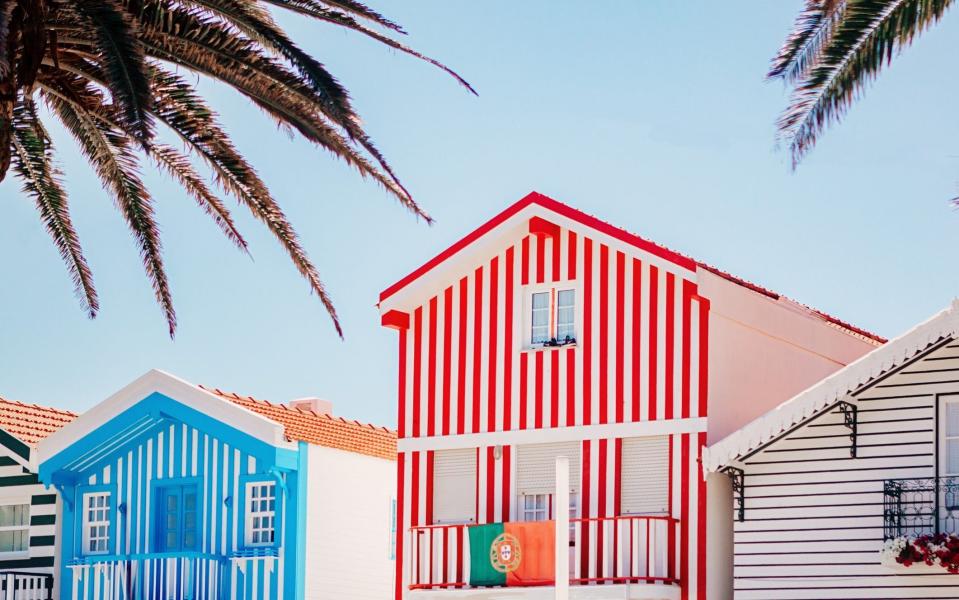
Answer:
xmin=517 ymin=441 xmax=580 ymax=495
xmin=432 ymin=449 xmax=476 ymax=524
xmin=620 ymin=436 xmax=669 ymax=515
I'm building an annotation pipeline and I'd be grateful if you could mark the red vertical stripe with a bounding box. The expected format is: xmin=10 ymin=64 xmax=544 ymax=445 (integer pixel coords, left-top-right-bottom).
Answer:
xmin=502 ymin=445 xmax=511 ymax=522
xmin=457 ymin=277 xmax=468 ymax=435
xmin=648 ymin=266 xmax=658 ymax=421
xmin=535 ymin=235 xmax=545 ymax=284
xmin=442 ymin=286 xmax=453 ymax=436
xmin=411 ymin=451 xmax=420 ymax=526
xmin=394 ymin=453 xmax=405 ymax=600
xmin=699 ymin=297 xmax=710 ymax=418
xmin=425 ymin=450 xmax=434 ymax=525
xmin=580 ymin=440 xmax=591 ymax=577
xmin=665 ymin=273 xmax=675 ymax=421
xmin=566 ymin=348 xmax=575 ymax=426
xmin=519 ymin=353 xmax=528 ymax=430
xmin=599 ymin=244 xmax=609 ymax=425
xmin=583 ymin=238 xmax=593 ymax=426
xmin=488 ymin=257 xmax=499 ymax=432
xmin=568 ymin=231 xmax=577 ymax=280
xmin=413 ymin=308 xmax=423 ymax=438
xmin=472 ymin=267 xmax=483 ymax=434
xmin=550 ymin=350 xmax=559 ymax=428
xmin=682 ymin=280 xmax=695 ymax=420
xmin=534 ymin=351 xmax=544 ymax=429
xmin=615 ymin=251 xmax=625 ymax=423
xmin=398 ymin=329 xmax=407 ymax=439
xmin=504 ymin=248 xmax=514 ymax=431
xmin=521 ymin=235 xmax=530 ymax=285
xmin=697 ymin=432 xmax=707 ymax=600
xmin=680 ymin=434 xmax=690 ymax=599
xmin=427 ymin=297 xmax=437 ymax=437
xmin=631 ymin=258 xmax=642 ymax=422
xmin=486 ymin=447 xmax=495 ymax=524
xmin=551 ymin=235 xmax=561 ymax=281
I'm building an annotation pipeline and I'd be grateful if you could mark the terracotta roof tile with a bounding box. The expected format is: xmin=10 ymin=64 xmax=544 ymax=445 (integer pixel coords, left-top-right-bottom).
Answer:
xmin=0 ymin=397 xmax=77 ymax=446
xmin=199 ymin=386 xmax=396 ymax=461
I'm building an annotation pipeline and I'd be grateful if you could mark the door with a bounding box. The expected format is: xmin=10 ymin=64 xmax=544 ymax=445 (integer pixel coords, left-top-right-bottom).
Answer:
xmin=155 ymin=484 xmax=199 ymax=552
xmin=940 ymin=396 xmax=959 ymax=534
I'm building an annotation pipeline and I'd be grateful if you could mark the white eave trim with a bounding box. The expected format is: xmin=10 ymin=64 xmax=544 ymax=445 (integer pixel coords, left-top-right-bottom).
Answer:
xmin=703 ymin=299 xmax=959 ymax=474
xmin=39 ymin=369 xmax=292 ymax=461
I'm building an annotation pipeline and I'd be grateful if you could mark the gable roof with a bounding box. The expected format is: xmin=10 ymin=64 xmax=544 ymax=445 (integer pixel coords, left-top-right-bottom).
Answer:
xmin=379 ymin=191 xmax=885 ymax=344
xmin=703 ymin=300 xmax=959 ymax=474
xmin=0 ymin=397 xmax=76 ymax=445
xmin=201 ymin=387 xmax=396 ymax=461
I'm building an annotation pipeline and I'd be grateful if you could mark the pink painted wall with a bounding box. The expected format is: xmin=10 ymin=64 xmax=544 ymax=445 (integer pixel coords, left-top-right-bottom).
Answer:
xmin=700 ymin=268 xmax=879 ymax=445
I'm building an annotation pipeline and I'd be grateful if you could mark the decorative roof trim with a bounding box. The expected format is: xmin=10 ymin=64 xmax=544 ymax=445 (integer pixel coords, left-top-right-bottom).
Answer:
xmin=703 ymin=300 xmax=959 ymax=474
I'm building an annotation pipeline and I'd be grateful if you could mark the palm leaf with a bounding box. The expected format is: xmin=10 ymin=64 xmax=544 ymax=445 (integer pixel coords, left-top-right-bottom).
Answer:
xmin=9 ymin=100 xmax=98 ymax=316
xmin=777 ymin=0 xmax=955 ymax=165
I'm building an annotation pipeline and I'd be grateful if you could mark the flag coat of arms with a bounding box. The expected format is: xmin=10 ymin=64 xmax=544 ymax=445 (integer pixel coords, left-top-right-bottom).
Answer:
xmin=468 ymin=521 xmax=555 ymax=587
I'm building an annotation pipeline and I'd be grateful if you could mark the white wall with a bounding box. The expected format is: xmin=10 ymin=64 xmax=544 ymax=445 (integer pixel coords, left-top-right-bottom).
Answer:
xmin=705 ymin=473 xmax=732 ymax=600
xmin=700 ymin=269 xmax=878 ymax=445
xmin=304 ymin=445 xmax=396 ymax=600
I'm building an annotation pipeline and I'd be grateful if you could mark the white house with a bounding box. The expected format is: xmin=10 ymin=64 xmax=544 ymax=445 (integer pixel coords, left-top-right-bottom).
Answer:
xmin=704 ymin=300 xmax=959 ymax=599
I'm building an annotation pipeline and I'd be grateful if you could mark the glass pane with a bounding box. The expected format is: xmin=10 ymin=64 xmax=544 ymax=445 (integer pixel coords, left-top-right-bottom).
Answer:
xmin=166 ymin=532 xmax=177 ymax=548
xmin=184 ymin=531 xmax=196 ymax=549
xmin=532 ymin=293 xmax=549 ymax=309
xmin=531 ymin=309 xmax=548 ymax=327
xmin=948 ymin=439 xmax=959 ymax=475
xmin=184 ymin=493 xmax=197 ymax=511
xmin=557 ymin=290 xmax=574 ymax=308
xmin=948 ymin=402 xmax=959 ymax=436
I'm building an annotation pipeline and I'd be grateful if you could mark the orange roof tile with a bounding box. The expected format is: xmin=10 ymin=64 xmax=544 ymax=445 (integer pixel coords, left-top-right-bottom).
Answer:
xmin=199 ymin=386 xmax=396 ymax=461
xmin=0 ymin=397 xmax=77 ymax=446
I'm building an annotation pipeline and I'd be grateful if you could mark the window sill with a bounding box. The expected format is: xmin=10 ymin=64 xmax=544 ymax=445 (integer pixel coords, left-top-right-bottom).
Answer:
xmin=521 ymin=343 xmax=577 ymax=354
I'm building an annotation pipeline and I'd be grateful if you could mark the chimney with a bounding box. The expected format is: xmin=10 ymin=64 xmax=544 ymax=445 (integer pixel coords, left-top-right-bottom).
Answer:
xmin=289 ymin=397 xmax=333 ymax=416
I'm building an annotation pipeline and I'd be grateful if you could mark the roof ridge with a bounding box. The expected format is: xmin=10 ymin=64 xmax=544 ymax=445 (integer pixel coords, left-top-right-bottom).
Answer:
xmin=0 ymin=396 xmax=77 ymax=417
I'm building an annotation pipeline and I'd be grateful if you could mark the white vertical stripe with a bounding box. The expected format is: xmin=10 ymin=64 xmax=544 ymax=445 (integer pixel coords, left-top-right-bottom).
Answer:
xmin=449 ymin=282 xmax=460 ymax=435
xmin=672 ymin=276 xmax=683 ymax=420
xmin=437 ymin=285 xmax=447 ymax=435
xmin=655 ymin=269 xmax=667 ymax=421
xmin=478 ymin=265 xmax=490 ymax=434
xmin=606 ymin=251 xmax=617 ymax=423
xmin=464 ymin=271 xmax=475 ymax=435
xmin=495 ymin=250 xmax=506 ymax=433
xmin=639 ymin=260 xmax=651 ymax=422
xmin=574 ymin=233 xmax=585 ymax=428
xmin=589 ymin=240 xmax=601 ymax=426
xmin=623 ymin=257 xmax=634 ymax=423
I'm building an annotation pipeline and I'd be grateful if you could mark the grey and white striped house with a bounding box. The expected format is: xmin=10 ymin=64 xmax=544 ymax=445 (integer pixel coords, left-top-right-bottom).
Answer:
xmin=0 ymin=397 xmax=76 ymax=599
xmin=704 ymin=300 xmax=959 ymax=600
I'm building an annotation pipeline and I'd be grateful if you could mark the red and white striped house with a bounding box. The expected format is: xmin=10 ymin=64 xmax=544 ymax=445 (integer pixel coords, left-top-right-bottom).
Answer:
xmin=379 ymin=192 xmax=882 ymax=600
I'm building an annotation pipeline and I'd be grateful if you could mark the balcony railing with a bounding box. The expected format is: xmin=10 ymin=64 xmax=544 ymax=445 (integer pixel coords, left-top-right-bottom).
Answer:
xmin=0 ymin=572 xmax=53 ymax=600
xmin=409 ymin=515 xmax=678 ymax=590
xmin=883 ymin=477 xmax=959 ymax=539
xmin=67 ymin=552 xmax=226 ymax=599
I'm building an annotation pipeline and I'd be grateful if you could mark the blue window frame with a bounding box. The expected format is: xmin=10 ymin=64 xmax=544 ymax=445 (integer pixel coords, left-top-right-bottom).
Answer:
xmin=155 ymin=483 xmax=199 ymax=552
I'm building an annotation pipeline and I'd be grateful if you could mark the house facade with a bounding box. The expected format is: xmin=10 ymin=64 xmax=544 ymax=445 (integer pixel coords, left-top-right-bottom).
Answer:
xmin=379 ymin=192 xmax=881 ymax=600
xmin=35 ymin=369 xmax=396 ymax=600
xmin=0 ymin=398 xmax=76 ymax=599
xmin=704 ymin=301 xmax=959 ymax=599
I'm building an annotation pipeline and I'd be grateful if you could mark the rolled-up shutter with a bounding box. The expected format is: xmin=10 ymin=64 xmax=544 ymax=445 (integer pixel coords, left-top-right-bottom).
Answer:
xmin=433 ymin=449 xmax=476 ymax=524
xmin=517 ymin=441 xmax=580 ymax=495
xmin=621 ymin=436 xmax=669 ymax=515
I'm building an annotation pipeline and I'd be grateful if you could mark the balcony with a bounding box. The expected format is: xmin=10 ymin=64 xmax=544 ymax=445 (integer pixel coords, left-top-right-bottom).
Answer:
xmin=66 ymin=553 xmax=226 ymax=600
xmin=883 ymin=476 xmax=959 ymax=539
xmin=0 ymin=572 xmax=53 ymax=600
xmin=409 ymin=516 xmax=679 ymax=599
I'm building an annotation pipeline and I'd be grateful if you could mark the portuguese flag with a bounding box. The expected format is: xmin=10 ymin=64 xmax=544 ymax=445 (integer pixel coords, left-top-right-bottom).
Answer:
xmin=468 ymin=521 xmax=555 ymax=587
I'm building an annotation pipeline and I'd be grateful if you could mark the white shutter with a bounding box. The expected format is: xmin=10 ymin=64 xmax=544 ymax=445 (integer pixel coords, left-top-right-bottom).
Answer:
xmin=621 ymin=436 xmax=669 ymax=515
xmin=433 ymin=449 xmax=476 ymax=524
xmin=517 ymin=441 xmax=580 ymax=495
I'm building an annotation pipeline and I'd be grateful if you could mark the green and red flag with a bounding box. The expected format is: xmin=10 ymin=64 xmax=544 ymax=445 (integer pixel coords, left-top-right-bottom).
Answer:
xmin=467 ymin=521 xmax=555 ymax=587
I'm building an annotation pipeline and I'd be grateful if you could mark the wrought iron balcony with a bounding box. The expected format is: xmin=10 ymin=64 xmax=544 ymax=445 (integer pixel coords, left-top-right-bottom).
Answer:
xmin=883 ymin=477 xmax=959 ymax=539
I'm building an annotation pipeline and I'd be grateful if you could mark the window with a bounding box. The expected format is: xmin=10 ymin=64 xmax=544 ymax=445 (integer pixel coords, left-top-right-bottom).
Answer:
xmin=527 ymin=288 xmax=576 ymax=347
xmin=0 ymin=503 xmax=29 ymax=554
xmin=245 ymin=482 xmax=276 ymax=546
xmin=389 ymin=499 xmax=397 ymax=560
xmin=82 ymin=492 xmax=111 ymax=555
xmin=521 ymin=493 xmax=548 ymax=522
xmin=155 ymin=484 xmax=199 ymax=552
xmin=432 ymin=448 xmax=476 ymax=524
xmin=620 ymin=436 xmax=670 ymax=515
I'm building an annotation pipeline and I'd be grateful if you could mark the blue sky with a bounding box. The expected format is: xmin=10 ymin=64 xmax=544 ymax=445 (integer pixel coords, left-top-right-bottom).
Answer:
xmin=0 ymin=1 xmax=957 ymax=425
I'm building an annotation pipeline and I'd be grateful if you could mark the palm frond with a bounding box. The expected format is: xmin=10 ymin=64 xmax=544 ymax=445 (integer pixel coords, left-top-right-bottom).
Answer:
xmin=768 ymin=0 xmax=846 ymax=83
xmin=777 ymin=0 xmax=955 ymax=165
xmin=45 ymin=92 xmax=175 ymax=335
xmin=9 ymin=100 xmax=98 ymax=316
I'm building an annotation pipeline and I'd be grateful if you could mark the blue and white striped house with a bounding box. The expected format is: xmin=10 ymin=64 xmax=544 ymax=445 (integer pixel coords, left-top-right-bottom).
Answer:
xmin=36 ymin=370 xmax=397 ymax=600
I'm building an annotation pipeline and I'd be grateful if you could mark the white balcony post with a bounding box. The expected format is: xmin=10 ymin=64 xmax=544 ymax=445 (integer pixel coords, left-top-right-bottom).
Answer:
xmin=555 ymin=456 xmax=569 ymax=600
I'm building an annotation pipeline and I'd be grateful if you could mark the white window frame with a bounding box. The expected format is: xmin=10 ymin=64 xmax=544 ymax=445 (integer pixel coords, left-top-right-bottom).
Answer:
xmin=0 ymin=498 xmax=30 ymax=557
xmin=244 ymin=481 xmax=277 ymax=547
xmin=519 ymin=492 xmax=579 ymax=523
xmin=81 ymin=492 xmax=111 ymax=556
xmin=524 ymin=284 xmax=580 ymax=349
